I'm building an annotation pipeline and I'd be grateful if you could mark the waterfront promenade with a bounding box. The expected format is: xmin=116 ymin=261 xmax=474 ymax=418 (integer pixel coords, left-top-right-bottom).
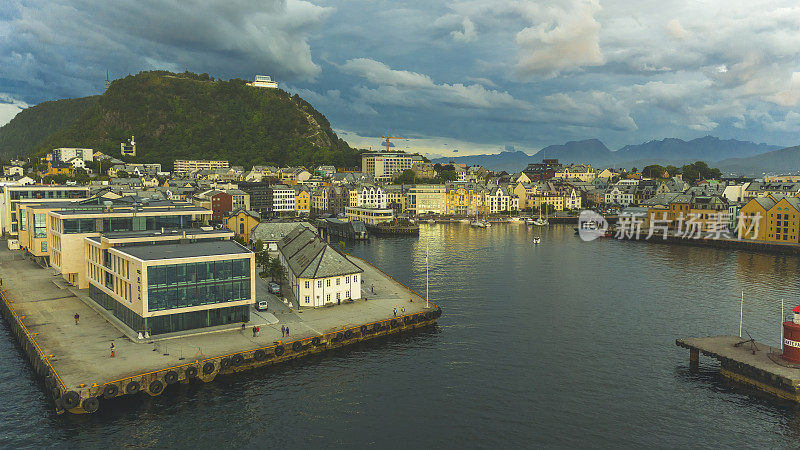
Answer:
xmin=0 ymin=244 xmax=437 ymax=413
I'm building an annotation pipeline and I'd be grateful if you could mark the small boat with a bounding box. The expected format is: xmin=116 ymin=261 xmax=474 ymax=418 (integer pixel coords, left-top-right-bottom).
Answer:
xmin=525 ymin=217 xmax=535 ymax=225
xmin=532 ymin=208 xmax=548 ymax=226
xmin=423 ymin=218 xmax=436 ymax=224
xmin=532 ymin=237 xmax=541 ymax=244
xmin=470 ymin=221 xmax=488 ymax=228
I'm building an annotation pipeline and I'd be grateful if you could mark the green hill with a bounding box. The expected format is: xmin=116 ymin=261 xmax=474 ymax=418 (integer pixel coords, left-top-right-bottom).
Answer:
xmin=0 ymin=95 xmax=98 ymax=158
xmin=0 ymin=71 xmax=359 ymax=168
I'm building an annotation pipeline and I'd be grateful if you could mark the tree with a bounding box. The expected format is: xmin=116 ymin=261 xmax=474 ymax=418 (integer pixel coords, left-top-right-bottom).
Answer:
xmin=267 ymin=257 xmax=285 ymax=281
xmin=253 ymin=239 xmax=268 ymax=270
xmin=436 ymin=170 xmax=458 ymax=182
xmin=394 ymin=169 xmax=416 ymax=184
xmin=665 ymin=165 xmax=680 ymax=177
xmin=642 ymin=164 xmax=667 ymax=179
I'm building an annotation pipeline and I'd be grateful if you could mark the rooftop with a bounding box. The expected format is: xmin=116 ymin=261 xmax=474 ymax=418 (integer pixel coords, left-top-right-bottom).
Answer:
xmin=116 ymin=239 xmax=251 ymax=261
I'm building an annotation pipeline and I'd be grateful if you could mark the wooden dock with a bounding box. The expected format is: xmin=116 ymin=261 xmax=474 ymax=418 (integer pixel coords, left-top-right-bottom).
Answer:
xmin=676 ymin=336 xmax=800 ymax=401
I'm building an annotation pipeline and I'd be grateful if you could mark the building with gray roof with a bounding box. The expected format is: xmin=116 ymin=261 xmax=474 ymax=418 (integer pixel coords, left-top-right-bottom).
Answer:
xmin=277 ymin=227 xmax=363 ymax=308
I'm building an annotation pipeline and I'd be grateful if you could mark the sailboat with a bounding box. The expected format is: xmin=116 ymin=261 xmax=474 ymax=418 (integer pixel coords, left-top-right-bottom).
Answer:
xmin=470 ymin=208 xmax=489 ymax=228
xmin=533 ymin=206 xmax=548 ymax=226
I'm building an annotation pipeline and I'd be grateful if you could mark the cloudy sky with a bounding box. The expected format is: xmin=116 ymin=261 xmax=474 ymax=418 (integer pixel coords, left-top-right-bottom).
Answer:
xmin=2 ymin=0 xmax=800 ymax=156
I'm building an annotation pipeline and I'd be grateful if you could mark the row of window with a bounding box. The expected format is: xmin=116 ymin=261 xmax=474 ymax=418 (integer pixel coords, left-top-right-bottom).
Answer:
xmin=303 ymin=274 xmax=359 ymax=289
xmin=148 ymin=259 xmax=250 ymax=288
xmin=304 ymin=290 xmax=350 ymax=304
xmin=148 ymin=280 xmax=251 ymax=311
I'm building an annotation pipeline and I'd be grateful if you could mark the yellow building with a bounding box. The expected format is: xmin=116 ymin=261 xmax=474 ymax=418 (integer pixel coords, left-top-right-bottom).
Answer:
xmin=223 ymin=209 xmax=261 ymax=242
xmin=445 ymin=182 xmax=480 ymax=216
xmin=294 ymin=189 xmax=311 ymax=215
xmin=46 ymin=160 xmax=71 ymax=176
xmin=764 ymin=197 xmax=800 ymax=242
xmin=737 ymin=196 xmax=775 ymax=240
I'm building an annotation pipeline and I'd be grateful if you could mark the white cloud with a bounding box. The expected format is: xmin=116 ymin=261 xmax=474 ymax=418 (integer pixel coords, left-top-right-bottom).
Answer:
xmin=0 ymin=94 xmax=28 ymax=127
xmin=341 ymin=58 xmax=530 ymax=110
xmin=451 ymin=17 xmax=477 ymax=42
xmin=540 ymin=90 xmax=637 ymax=131
xmin=513 ymin=0 xmax=605 ymax=78
xmin=666 ymin=19 xmax=689 ymax=39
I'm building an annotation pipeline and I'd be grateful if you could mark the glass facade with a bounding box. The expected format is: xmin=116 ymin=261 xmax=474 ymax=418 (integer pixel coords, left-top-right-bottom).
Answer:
xmin=34 ymin=214 xmax=47 ymax=238
xmin=88 ymin=284 xmax=249 ymax=335
xmin=147 ymin=259 xmax=251 ymax=311
xmin=61 ymin=214 xmax=193 ymax=234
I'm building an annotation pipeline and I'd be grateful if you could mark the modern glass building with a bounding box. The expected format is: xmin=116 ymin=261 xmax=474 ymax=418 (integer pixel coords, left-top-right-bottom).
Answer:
xmin=85 ymin=231 xmax=255 ymax=335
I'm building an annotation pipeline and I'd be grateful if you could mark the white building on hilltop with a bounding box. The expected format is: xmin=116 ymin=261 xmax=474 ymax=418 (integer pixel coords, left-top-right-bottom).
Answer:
xmin=247 ymin=75 xmax=278 ymax=89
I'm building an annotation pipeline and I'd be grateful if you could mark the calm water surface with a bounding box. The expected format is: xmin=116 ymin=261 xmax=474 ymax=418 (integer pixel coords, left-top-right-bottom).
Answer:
xmin=2 ymin=223 xmax=800 ymax=447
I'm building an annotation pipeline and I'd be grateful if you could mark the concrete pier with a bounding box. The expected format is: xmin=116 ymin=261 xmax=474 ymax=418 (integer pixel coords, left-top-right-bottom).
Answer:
xmin=676 ymin=336 xmax=800 ymax=401
xmin=0 ymin=246 xmax=440 ymax=414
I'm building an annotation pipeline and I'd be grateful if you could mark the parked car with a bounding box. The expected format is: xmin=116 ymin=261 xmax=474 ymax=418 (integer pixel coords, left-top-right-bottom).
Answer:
xmin=268 ymin=282 xmax=281 ymax=294
xmin=256 ymin=300 xmax=269 ymax=311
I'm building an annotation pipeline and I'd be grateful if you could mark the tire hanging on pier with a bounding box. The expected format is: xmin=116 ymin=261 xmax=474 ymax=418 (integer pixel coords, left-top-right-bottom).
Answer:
xmin=164 ymin=370 xmax=179 ymax=385
xmin=254 ymin=349 xmax=267 ymax=361
xmin=292 ymin=341 xmax=303 ymax=352
xmin=344 ymin=329 xmax=353 ymax=340
xmin=390 ymin=319 xmax=398 ymax=328
xmin=202 ymin=362 xmax=215 ymax=375
xmin=361 ymin=325 xmax=368 ymax=334
xmin=312 ymin=336 xmax=322 ymax=346
xmin=82 ymin=397 xmax=99 ymax=414
xmin=334 ymin=332 xmax=343 ymax=342
xmin=61 ymin=391 xmax=80 ymax=410
xmin=220 ymin=357 xmax=232 ymax=369
xmin=149 ymin=380 xmax=164 ymax=395
xmin=232 ymin=354 xmax=245 ymax=366
xmin=274 ymin=345 xmax=285 ymax=357
xmin=126 ymin=380 xmax=141 ymax=394
xmin=403 ymin=316 xmax=412 ymax=324
xmin=102 ymin=384 xmax=119 ymax=399
xmin=185 ymin=366 xmax=198 ymax=379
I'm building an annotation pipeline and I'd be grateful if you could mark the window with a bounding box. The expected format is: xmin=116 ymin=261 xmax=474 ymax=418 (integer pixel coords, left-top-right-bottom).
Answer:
xmin=336 ymin=278 xmax=340 ymax=286
xmin=326 ymin=294 xmax=330 ymax=302
xmin=305 ymin=296 xmax=310 ymax=303
xmin=305 ymin=280 xmax=310 ymax=288
xmin=317 ymin=280 xmax=322 ymax=288
xmin=40 ymin=241 xmax=47 ymax=252
xmin=336 ymin=292 xmax=340 ymax=300
xmin=326 ymin=279 xmax=331 ymax=287
xmin=346 ymin=276 xmax=350 ymax=284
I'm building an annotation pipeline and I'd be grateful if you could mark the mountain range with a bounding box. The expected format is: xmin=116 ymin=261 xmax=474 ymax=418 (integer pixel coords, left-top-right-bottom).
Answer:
xmin=432 ymin=136 xmax=784 ymax=173
xmin=0 ymin=71 xmax=359 ymax=168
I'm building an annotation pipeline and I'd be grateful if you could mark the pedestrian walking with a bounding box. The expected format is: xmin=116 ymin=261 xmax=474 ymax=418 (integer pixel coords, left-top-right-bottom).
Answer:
xmin=286 ymin=326 xmax=290 ymax=336
xmin=1 ymin=278 xmax=4 ymax=286
xmin=410 ymin=297 xmax=413 ymax=303
xmin=281 ymin=325 xmax=285 ymax=337
xmin=110 ymin=342 xmax=115 ymax=358
xmin=393 ymin=308 xmax=397 ymax=316
xmin=252 ymin=326 xmax=257 ymax=338
xmin=371 ymin=284 xmax=374 ymax=293
xmin=401 ymin=307 xmax=405 ymax=313
xmin=74 ymin=313 xmax=79 ymax=325
xmin=256 ymin=326 xmax=260 ymax=337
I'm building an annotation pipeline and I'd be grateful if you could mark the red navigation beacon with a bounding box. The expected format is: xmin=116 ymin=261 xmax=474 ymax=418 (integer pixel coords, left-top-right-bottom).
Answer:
xmin=782 ymin=305 xmax=800 ymax=363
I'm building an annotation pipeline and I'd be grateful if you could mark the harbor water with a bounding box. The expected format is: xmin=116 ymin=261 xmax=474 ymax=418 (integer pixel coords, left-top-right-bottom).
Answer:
xmin=2 ymin=223 xmax=800 ymax=447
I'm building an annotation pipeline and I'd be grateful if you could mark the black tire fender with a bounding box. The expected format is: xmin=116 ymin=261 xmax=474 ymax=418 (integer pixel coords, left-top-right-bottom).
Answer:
xmin=390 ymin=319 xmax=398 ymax=328
xmin=82 ymin=397 xmax=100 ymax=414
xmin=61 ymin=391 xmax=80 ymax=409
xmin=202 ymin=362 xmax=215 ymax=374
xmin=274 ymin=345 xmax=285 ymax=357
xmin=312 ymin=336 xmax=322 ymax=346
xmin=149 ymin=380 xmax=164 ymax=394
xmin=403 ymin=316 xmax=412 ymax=324
xmin=232 ymin=354 xmax=245 ymax=366
xmin=185 ymin=366 xmax=198 ymax=379
xmin=292 ymin=341 xmax=303 ymax=352
xmin=164 ymin=370 xmax=178 ymax=385
xmin=344 ymin=329 xmax=353 ymax=339
xmin=254 ymin=349 xmax=267 ymax=361
xmin=360 ymin=325 xmax=368 ymax=334
xmin=126 ymin=380 xmax=141 ymax=394
xmin=335 ymin=332 xmax=344 ymax=341
xmin=102 ymin=384 xmax=119 ymax=399
xmin=220 ymin=357 xmax=231 ymax=369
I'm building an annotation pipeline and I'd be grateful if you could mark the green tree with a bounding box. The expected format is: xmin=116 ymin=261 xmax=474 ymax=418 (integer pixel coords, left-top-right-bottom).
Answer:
xmin=253 ymin=239 xmax=268 ymax=270
xmin=665 ymin=165 xmax=680 ymax=176
xmin=394 ymin=169 xmax=416 ymax=184
xmin=267 ymin=257 xmax=285 ymax=281
xmin=436 ymin=170 xmax=458 ymax=182
xmin=642 ymin=164 xmax=666 ymax=179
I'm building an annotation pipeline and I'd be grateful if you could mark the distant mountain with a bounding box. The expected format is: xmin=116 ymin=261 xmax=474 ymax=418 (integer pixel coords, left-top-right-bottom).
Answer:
xmin=531 ymin=139 xmax=613 ymax=165
xmin=716 ymin=145 xmax=800 ymax=175
xmin=615 ymin=136 xmax=779 ymax=162
xmin=430 ymin=150 xmax=533 ymax=173
xmin=0 ymin=71 xmax=359 ymax=168
xmin=432 ymin=136 xmax=781 ymax=172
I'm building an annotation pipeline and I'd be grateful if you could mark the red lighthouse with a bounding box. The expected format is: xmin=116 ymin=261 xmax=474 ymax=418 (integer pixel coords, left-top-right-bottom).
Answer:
xmin=782 ymin=305 xmax=800 ymax=363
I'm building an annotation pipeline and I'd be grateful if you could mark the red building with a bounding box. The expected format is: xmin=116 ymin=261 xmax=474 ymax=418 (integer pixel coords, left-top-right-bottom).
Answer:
xmin=210 ymin=191 xmax=233 ymax=222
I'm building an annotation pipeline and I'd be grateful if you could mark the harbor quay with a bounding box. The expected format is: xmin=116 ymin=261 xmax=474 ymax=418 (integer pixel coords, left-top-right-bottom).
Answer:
xmin=677 ymin=336 xmax=800 ymax=402
xmin=0 ymin=244 xmax=440 ymax=415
